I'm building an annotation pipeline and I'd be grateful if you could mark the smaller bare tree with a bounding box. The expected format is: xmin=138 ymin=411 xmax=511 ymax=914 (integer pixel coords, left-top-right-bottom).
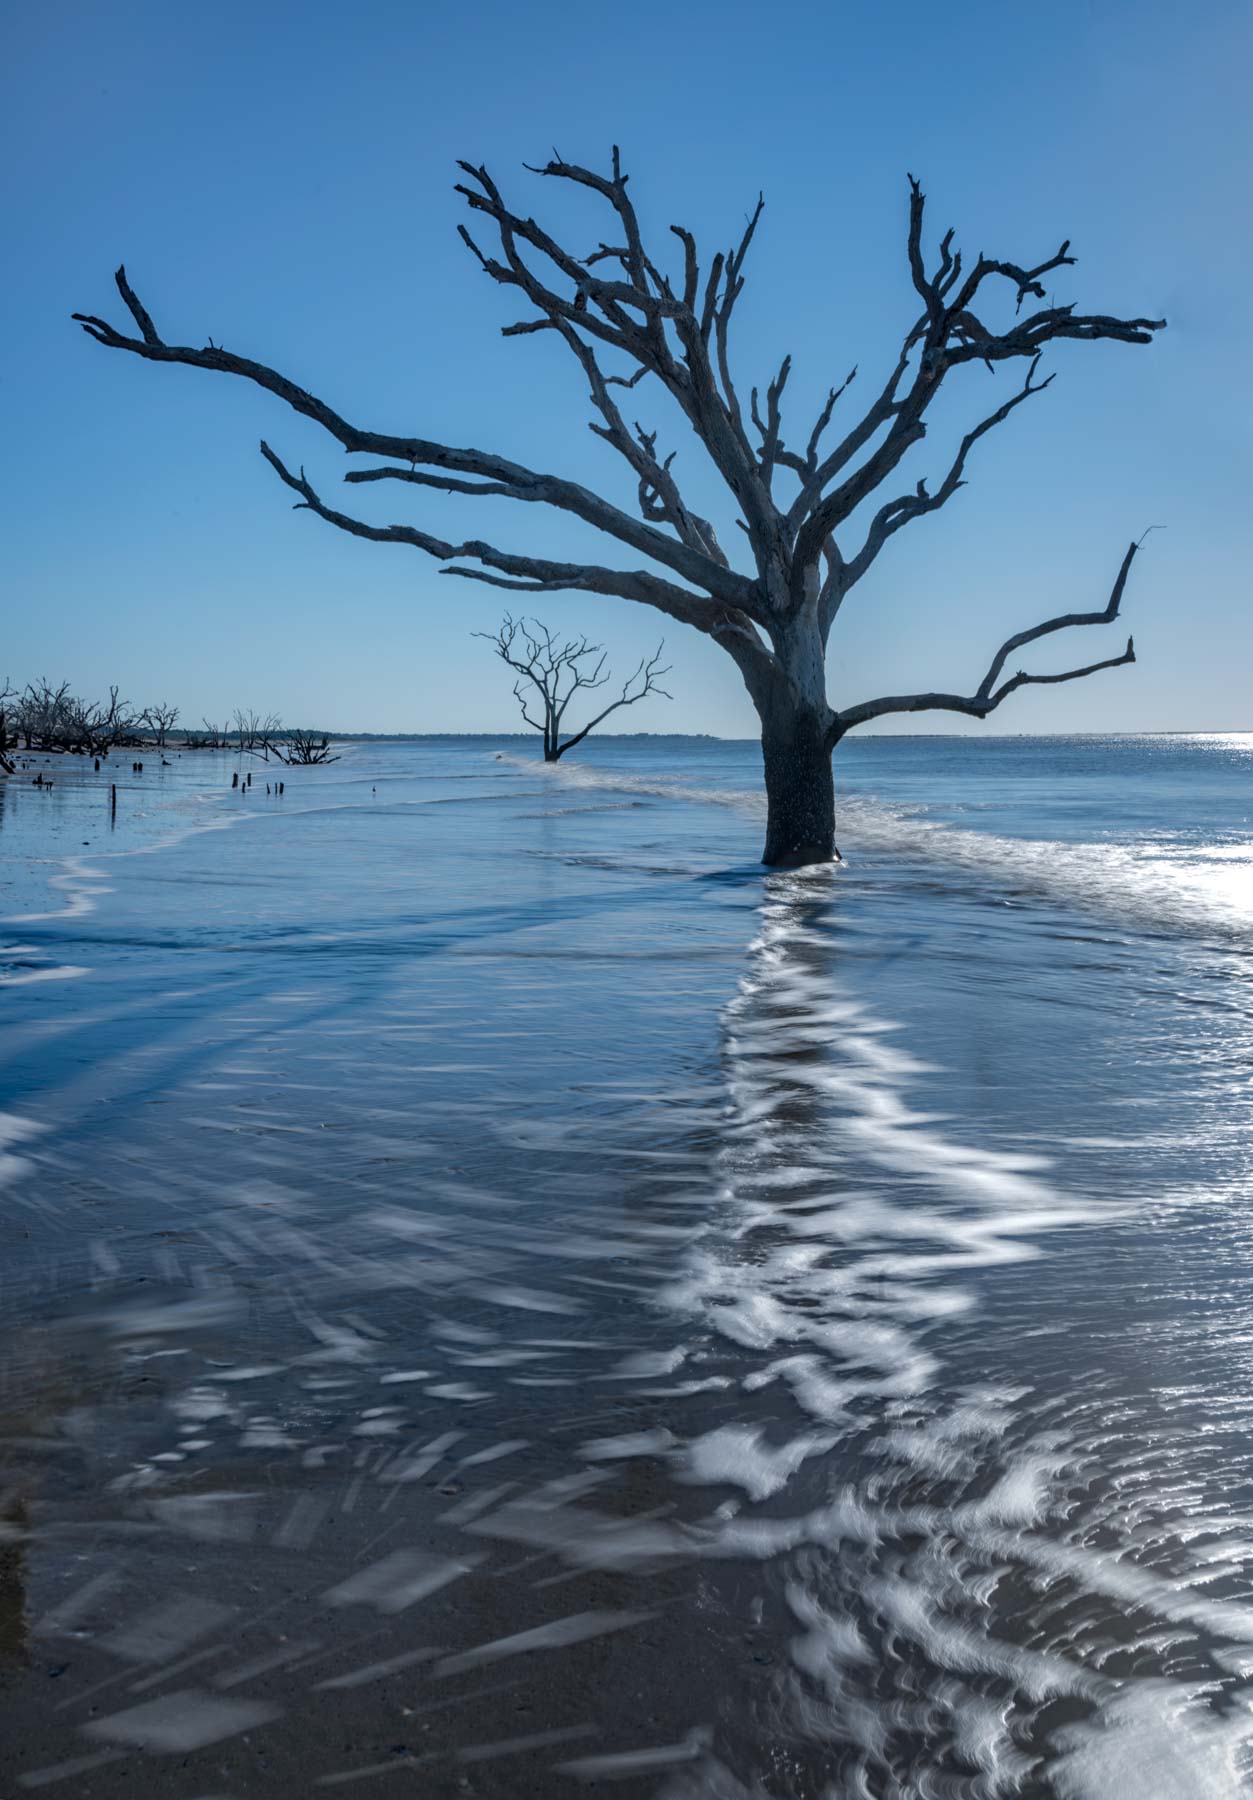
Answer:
xmin=271 ymin=729 xmax=340 ymax=765
xmin=102 ymin=685 xmax=139 ymax=750
xmin=232 ymin=708 xmax=282 ymax=755
xmin=0 ymin=679 xmax=15 ymax=774
xmin=477 ymin=616 xmax=670 ymax=761
xmin=143 ymin=701 xmax=180 ymax=747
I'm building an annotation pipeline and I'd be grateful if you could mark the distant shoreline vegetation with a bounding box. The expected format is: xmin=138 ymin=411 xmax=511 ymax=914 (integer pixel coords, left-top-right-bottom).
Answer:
xmin=290 ymin=730 xmax=722 ymax=742
xmin=258 ymin=729 xmax=1251 ymax=743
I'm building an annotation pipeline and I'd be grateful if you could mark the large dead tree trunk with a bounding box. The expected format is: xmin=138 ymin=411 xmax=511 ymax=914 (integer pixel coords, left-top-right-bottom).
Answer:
xmin=74 ymin=155 xmax=1163 ymax=864
xmin=761 ymin=709 xmax=835 ymax=867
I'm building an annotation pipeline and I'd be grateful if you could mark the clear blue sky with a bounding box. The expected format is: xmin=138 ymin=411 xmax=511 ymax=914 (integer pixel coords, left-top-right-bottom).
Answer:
xmin=3 ymin=0 xmax=1249 ymax=736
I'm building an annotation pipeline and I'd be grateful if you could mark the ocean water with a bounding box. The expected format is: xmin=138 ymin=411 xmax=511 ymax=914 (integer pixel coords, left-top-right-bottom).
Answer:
xmin=0 ymin=732 xmax=1251 ymax=1798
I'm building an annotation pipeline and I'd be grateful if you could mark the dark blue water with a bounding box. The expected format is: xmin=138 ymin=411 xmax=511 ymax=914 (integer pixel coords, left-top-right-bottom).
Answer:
xmin=1 ymin=734 xmax=1251 ymax=1797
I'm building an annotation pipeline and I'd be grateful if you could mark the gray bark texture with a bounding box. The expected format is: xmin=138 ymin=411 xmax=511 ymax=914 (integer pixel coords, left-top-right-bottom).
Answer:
xmin=74 ymin=155 xmax=1164 ymax=861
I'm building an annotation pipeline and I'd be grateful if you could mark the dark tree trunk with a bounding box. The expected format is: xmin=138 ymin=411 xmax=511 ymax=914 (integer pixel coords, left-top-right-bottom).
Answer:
xmin=760 ymin=703 xmax=837 ymax=867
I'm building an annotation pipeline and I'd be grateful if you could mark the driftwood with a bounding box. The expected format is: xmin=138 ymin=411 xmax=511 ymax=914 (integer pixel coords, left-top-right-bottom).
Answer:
xmin=74 ymin=154 xmax=1164 ymax=861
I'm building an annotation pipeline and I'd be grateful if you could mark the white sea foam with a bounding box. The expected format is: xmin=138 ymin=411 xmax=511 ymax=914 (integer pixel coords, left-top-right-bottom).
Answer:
xmin=634 ymin=871 xmax=1253 ymax=1794
xmin=496 ymin=748 xmax=1253 ymax=939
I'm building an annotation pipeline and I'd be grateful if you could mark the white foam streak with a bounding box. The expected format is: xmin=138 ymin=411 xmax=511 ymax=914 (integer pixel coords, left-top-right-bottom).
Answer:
xmin=497 ymin=749 xmax=1253 ymax=938
xmin=645 ymin=875 xmax=1253 ymax=1794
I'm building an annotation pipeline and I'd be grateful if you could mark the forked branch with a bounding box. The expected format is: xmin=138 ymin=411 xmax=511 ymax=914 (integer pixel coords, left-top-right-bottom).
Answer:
xmin=558 ymin=644 xmax=672 ymax=756
xmin=841 ymin=354 xmax=1055 ymax=594
xmin=834 ymin=540 xmax=1141 ymax=737
xmin=788 ymin=180 xmax=1163 ymax=595
xmin=257 ymin=442 xmax=757 ymax=641
xmin=72 ymin=266 xmax=755 ymax=616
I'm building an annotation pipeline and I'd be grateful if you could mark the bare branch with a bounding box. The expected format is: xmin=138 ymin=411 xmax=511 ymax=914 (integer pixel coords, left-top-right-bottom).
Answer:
xmin=453 ymin=161 xmax=778 ymax=551
xmin=788 ymin=178 xmax=1164 ymax=596
xmin=834 ymin=540 xmax=1141 ymax=735
xmin=73 ymin=266 xmax=756 ymax=613
xmin=557 ymin=645 xmax=672 ymax=756
xmin=795 ymin=367 xmax=858 ymax=474
xmin=260 ymin=442 xmax=757 ymax=645
xmin=842 ymin=354 xmax=1054 ymax=589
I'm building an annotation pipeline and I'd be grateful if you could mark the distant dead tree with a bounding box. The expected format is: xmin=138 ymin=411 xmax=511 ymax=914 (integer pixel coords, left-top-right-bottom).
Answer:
xmin=189 ymin=718 xmax=229 ymax=749
xmin=270 ymin=728 xmax=340 ymax=765
xmin=143 ymin=701 xmax=180 ymax=747
xmin=477 ymin=615 xmax=670 ymax=760
xmin=232 ymin=708 xmax=281 ymax=755
xmin=10 ymin=679 xmax=142 ymax=754
xmin=71 ymin=685 xmax=133 ymax=752
xmin=76 ymin=152 xmax=1164 ymax=863
xmin=14 ymin=679 xmax=72 ymax=749
xmin=0 ymin=680 xmax=14 ymax=774
xmin=74 ymin=685 xmax=141 ymax=753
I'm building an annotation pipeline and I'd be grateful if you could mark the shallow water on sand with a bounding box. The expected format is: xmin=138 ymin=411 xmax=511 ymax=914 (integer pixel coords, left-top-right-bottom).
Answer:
xmin=1 ymin=734 xmax=1252 ymax=1797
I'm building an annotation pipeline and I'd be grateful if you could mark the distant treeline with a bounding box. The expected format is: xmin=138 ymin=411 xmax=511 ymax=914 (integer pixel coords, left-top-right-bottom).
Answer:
xmin=1 ymin=678 xmax=169 ymax=760
xmin=299 ymin=730 xmax=719 ymax=742
xmin=0 ymin=687 xmax=338 ymax=768
xmin=0 ymin=680 xmax=721 ymax=778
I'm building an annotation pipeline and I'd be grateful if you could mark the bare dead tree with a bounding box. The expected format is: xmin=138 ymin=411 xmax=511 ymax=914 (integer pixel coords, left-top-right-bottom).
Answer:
xmin=143 ymin=701 xmax=180 ymax=747
xmin=0 ymin=679 xmax=15 ymax=775
xmin=9 ymin=680 xmax=144 ymax=755
xmin=232 ymin=708 xmax=282 ymax=755
xmin=60 ymin=692 xmax=103 ymax=752
xmin=75 ymin=154 xmax=1164 ymax=863
xmin=4 ymin=678 xmax=168 ymax=759
xmin=270 ymin=728 xmax=340 ymax=765
xmin=476 ymin=614 xmax=670 ymax=760
xmin=14 ymin=679 xmax=72 ymax=749
xmin=84 ymin=685 xmax=141 ymax=752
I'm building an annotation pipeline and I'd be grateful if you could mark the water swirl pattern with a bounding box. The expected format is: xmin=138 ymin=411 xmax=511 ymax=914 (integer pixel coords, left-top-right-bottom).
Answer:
xmin=1 ymin=732 xmax=1251 ymax=1797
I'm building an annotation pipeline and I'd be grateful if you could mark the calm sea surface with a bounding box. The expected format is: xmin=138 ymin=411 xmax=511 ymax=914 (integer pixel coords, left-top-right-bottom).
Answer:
xmin=1 ymin=733 xmax=1251 ymax=1797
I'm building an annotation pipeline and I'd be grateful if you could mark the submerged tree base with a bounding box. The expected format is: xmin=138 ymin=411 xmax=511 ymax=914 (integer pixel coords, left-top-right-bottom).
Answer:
xmin=760 ymin=706 xmax=841 ymax=867
xmin=763 ymin=840 xmax=843 ymax=869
